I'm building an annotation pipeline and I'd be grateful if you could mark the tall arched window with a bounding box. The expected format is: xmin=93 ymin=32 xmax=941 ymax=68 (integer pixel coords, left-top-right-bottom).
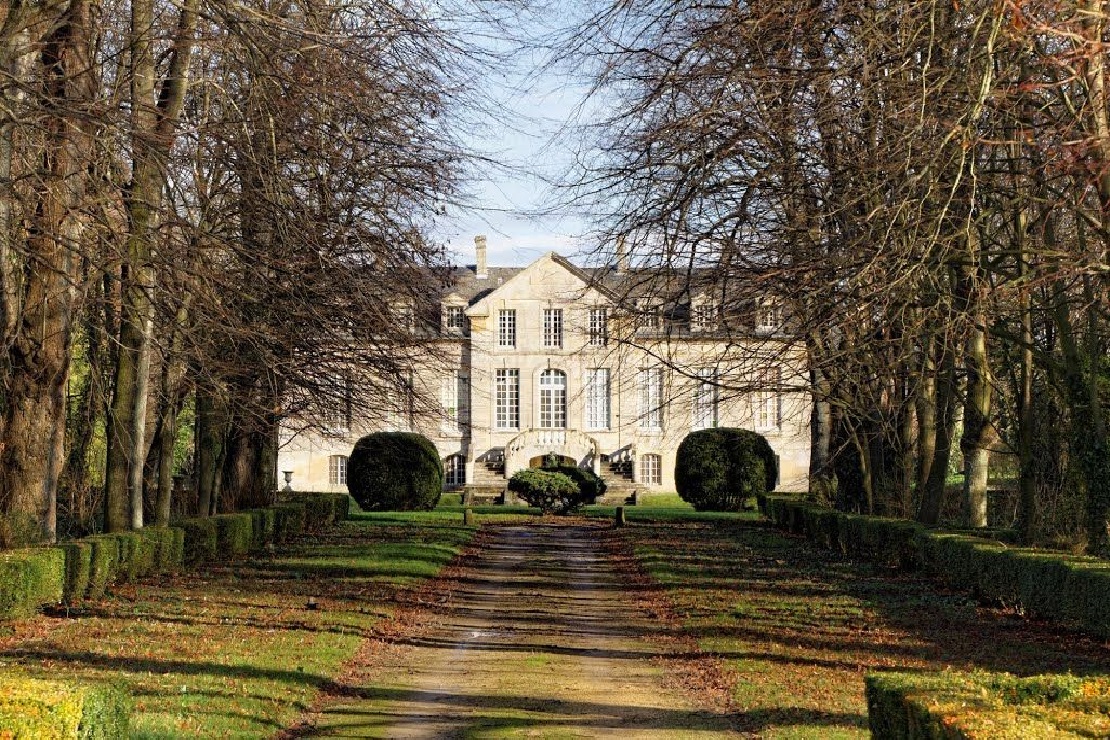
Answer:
xmin=444 ymin=454 xmax=466 ymax=488
xmin=539 ymin=369 xmax=567 ymax=429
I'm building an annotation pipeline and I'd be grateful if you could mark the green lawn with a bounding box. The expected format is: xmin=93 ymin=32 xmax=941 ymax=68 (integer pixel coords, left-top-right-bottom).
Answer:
xmin=618 ymin=518 xmax=1110 ymax=738
xmin=0 ymin=515 xmax=476 ymax=738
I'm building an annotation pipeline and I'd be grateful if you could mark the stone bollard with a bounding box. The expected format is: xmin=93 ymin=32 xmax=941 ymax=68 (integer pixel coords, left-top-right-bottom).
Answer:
xmin=614 ymin=506 xmax=626 ymax=527
xmin=463 ymin=508 xmax=474 ymax=525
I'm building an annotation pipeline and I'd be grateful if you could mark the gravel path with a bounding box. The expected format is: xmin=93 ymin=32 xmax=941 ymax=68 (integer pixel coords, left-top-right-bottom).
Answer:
xmin=302 ymin=524 xmax=736 ymax=738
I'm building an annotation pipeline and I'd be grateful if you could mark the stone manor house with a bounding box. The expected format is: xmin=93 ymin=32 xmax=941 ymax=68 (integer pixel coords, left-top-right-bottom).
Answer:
xmin=277 ymin=236 xmax=812 ymax=501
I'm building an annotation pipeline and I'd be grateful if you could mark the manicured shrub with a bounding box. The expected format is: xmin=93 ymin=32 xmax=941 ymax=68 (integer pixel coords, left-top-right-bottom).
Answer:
xmin=83 ymin=536 xmax=119 ymax=600
xmin=273 ymin=502 xmax=307 ymax=542
xmin=508 ymin=469 xmax=582 ymax=513
xmin=333 ymin=492 xmax=351 ymax=521
xmin=0 ymin=676 xmax=130 ymax=739
xmin=212 ymin=514 xmax=254 ymax=558
xmin=0 ymin=548 xmax=65 ymax=619
xmin=117 ymin=531 xmax=155 ymax=582
xmin=180 ymin=518 xmax=218 ymax=565
xmin=134 ymin=527 xmax=184 ymax=573
xmin=59 ymin=541 xmax=92 ymax=605
xmin=246 ymin=508 xmax=277 ymax=548
xmin=541 ymin=465 xmax=607 ymax=503
xmin=346 ymin=432 xmax=443 ymax=511
xmin=675 ymin=428 xmax=778 ymax=511
xmin=866 ymin=670 xmax=1110 ymax=739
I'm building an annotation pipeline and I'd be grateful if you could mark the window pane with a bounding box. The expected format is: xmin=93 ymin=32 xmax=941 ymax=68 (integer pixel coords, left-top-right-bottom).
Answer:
xmin=539 ymin=369 xmax=567 ymax=429
xmin=495 ymin=369 xmax=520 ymax=429
xmin=585 ymin=368 xmax=610 ymax=429
xmin=543 ymin=309 xmax=563 ymax=348
xmin=693 ymin=368 xmax=718 ymax=430
xmin=589 ymin=308 xmax=608 ymax=346
xmin=329 ymin=455 xmax=348 ymax=486
xmin=639 ymin=368 xmax=663 ymax=429
xmin=498 ymin=309 xmax=516 ymax=347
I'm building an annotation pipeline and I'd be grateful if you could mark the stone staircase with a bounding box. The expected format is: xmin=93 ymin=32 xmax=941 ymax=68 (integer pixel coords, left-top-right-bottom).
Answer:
xmin=595 ymin=457 xmax=639 ymax=506
xmin=463 ymin=450 xmax=507 ymax=504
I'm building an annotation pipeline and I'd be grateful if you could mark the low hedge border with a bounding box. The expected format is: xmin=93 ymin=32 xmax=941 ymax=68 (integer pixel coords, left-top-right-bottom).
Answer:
xmin=0 ymin=492 xmax=352 ymax=624
xmin=0 ymin=675 xmax=130 ymax=738
xmin=865 ymin=670 xmax=1110 ymax=739
xmin=762 ymin=495 xmax=1110 ymax=639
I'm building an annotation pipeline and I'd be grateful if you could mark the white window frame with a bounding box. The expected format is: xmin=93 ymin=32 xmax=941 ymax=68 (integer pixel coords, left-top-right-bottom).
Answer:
xmin=539 ymin=369 xmax=567 ymax=429
xmin=495 ymin=368 xmax=520 ymax=430
xmin=692 ymin=303 xmax=717 ymax=332
xmin=440 ymin=372 xmax=468 ymax=434
xmin=444 ymin=305 xmax=466 ymax=332
xmin=322 ymin=373 xmax=351 ymax=434
xmin=328 ymin=455 xmax=348 ymax=486
xmin=585 ymin=368 xmax=610 ymax=430
xmin=639 ymin=454 xmax=662 ymax=486
xmin=755 ymin=366 xmax=782 ymax=431
xmin=639 ymin=302 xmax=662 ymax=332
xmin=498 ymin=309 xmax=517 ymax=347
xmin=756 ymin=302 xmax=782 ymax=333
xmin=444 ymin=454 xmax=466 ymax=488
xmin=639 ymin=367 xmax=664 ymax=430
xmin=543 ymin=308 xmax=563 ymax=348
xmin=589 ymin=308 xmax=609 ymax=347
xmin=693 ymin=368 xmax=718 ymax=430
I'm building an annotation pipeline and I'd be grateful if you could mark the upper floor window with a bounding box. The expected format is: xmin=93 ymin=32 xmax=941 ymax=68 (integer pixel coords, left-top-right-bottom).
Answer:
xmin=495 ymin=368 xmax=520 ymax=429
xmin=589 ymin=308 xmax=609 ymax=346
xmin=639 ymin=367 xmax=664 ymax=430
xmin=329 ymin=455 xmax=348 ymax=486
xmin=639 ymin=302 xmax=662 ymax=332
xmin=543 ymin=308 xmax=563 ymax=348
xmin=444 ymin=305 xmax=466 ymax=332
xmin=498 ymin=309 xmax=516 ymax=347
xmin=692 ymin=303 xmax=717 ymax=332
xmin=539 ymin=369 xmax=567 ymax=429
xmin=693 ymin=368 xmax=718 ymax=430
xmin=322 ymin=373 xmax=351 ymax=433
xmin=756 ymin=302 xmax=782 ymax=333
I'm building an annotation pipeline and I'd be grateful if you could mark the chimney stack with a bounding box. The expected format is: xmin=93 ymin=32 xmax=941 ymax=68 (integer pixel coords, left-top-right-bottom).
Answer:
xmin=475 ymin=234 xmax=488 ymax=279
xmin=614 ymin=235 xmax=629 ymax=273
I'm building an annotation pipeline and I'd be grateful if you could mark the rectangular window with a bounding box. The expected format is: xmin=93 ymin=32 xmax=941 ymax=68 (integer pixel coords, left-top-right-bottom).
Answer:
xmin=640 ymin=303 xmax=662 ymax=332
xmin=755 ymin=366 xmax=782 ymax=430
xmin=440 ymin=372 xmax=468 ymax=433
xmin=692 ymin=303 xmax=717 ymax=332
xmin=693 ymin=368 xmax=718 ymax=430
xmin=639 ymin=367 xmax=663 ymax=430
xmin=495 ymin=368 xmax=520 ymax=430
xmin=585 ymin=368 xmax=610 ymax=430
xmin=757 ymin=303 xmax=782 ymax=333
xmin=543 ymin=308 xmax=563 ymax=348
xmin=329 ymin=455 xmax=348 ymax=486
xmin=589 ymin=308 xmax=609 ymax=346
xmin=445 ymin=305 xmax=466 ymax=331
xmin=323 ymin=373 xmax=351 ymax=433
xmin=639 ymin=454 xmax=662 ymax=486
xmin=498 ymin=309 xmax=516 ymax=347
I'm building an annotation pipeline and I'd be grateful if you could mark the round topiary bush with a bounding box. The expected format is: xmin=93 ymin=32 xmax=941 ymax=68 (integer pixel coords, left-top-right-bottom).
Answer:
xmin=508 ymin=469 xmax=582 ymax=514
xmin=675 ymin=428 xmax=778 ymax=511
xmin=540 ymin=464 xmax=607 ymax=503
xmin=347 ymin=432 xmax=443 ymax=511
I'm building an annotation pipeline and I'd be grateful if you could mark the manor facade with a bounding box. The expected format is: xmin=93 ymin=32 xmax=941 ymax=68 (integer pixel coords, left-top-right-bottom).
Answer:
xmin=277 ymin=237 xmax=812 ymax=499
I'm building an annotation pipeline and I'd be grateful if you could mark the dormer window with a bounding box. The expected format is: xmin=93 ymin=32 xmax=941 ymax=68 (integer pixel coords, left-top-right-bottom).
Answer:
xmin=692 ymin=302 xmax=717 ymax=332
xmin=756 ymin=302 xmax=782 ymax=334
xmin=444 ymin=305 xmax=467 ymax=333
xmin=638 ymin=301 xmax=662 ymax=332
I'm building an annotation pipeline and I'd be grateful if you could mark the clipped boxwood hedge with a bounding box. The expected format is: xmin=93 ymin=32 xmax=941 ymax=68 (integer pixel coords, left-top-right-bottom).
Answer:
xmin=273 ymin=502 xmax=307 ymax=542
xmin=180 ymin=518 xmax=218 ymax=565
xmin=82 ymin=536 xmax=119 ymax=600
xmin=866 ymin=670 xmax=1110 ymax=739
xmin=0 ymin=548 xmax=64 ymax=619
xmin=212 ymin=514 xmax=254 ymax=558
xmin=58 ymin=541 xmax=92 ymax=605
xmin=347 ymin=432 xmax=443 ymax=511
xmin=762 ymin=496 xmax=1110 ymax=640
xmin=0 ymin=676 xmax=130 ymax=739
xmin=676 ymin=428 xmax=778 ymax=511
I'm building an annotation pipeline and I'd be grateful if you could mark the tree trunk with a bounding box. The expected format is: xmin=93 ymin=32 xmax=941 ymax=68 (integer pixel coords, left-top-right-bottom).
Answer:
xmin=195 ymin=388 xmax=227 ymax=517
xmin=809 ymin=365 xmax=833 ymax=500
xmin=914 ymin=335 xmax=937 ymax=497
xmin=958 ymin=260 xmax=994 ymax=528
xmin=917 ymin=337 xmax=959 ymax=525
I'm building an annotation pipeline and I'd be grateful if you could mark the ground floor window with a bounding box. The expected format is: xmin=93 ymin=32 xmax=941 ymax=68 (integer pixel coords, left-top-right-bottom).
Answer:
xmin=639 ymin=454 xmax=662 ymax=486
xmin=445 ymin=454 xmax=466 ymax=488
xmin=329 ymin=454 xmax=348 ymax=486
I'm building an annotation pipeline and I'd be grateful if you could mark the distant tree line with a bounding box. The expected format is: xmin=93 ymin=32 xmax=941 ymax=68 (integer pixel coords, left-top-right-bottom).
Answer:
xmin=564 ymin=0 xmax=1110 ymax=552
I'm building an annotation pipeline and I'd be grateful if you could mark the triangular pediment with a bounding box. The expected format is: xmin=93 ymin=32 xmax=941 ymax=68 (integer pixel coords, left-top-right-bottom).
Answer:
xmin=465 ymin=252 xmax=615 ymax=316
